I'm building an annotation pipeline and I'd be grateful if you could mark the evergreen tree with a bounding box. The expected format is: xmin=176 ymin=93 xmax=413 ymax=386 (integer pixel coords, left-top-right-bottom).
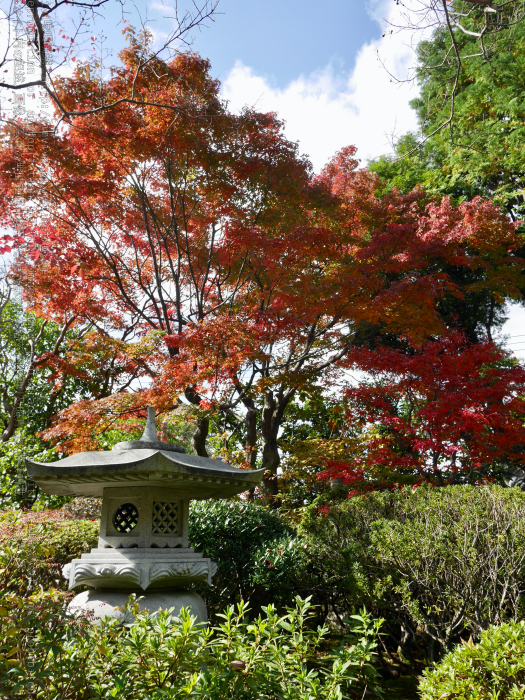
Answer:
xmin=370 ymin=13 xmax=525 ymax=220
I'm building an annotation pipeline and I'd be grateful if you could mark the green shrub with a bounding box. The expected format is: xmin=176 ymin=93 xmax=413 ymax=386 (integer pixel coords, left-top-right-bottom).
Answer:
xmin=300 ymin=485 xmax=525 ymax=665
xmin=419 ymin=620 xmax=525 ymax=699
xmin=0 ymin=594 xmax=384 ymax=699
xmin=0 ymin=509 xmax=99 ymax=595
xmin=249 ymin=534 xmax=309 ymax=605
xmin=189 ymin=500 xmax=307 ymax=618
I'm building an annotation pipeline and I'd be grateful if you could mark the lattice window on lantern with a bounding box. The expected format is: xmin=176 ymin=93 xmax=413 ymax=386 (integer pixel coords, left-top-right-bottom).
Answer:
xmin=152 ymin=501 xmax=179 ymax=535
xmin=113 ymin=503 xmax=139 ymax=533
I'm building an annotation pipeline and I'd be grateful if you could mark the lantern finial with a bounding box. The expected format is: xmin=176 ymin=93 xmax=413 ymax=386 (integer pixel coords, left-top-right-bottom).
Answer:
xmin=140 ymin=407 xmax=158 ymax=442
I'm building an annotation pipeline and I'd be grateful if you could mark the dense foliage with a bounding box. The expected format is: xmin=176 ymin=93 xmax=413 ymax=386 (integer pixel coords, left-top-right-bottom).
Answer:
xmin=414 ymin=13 xmax=525 ymax=220
xmin=320 ymin=332 xmax=525 ymax=490
xmin=0 ymin=299 xmax=93 ymax=440
xmin=420 ymin=620 xmax=525 ymax=699
xmin=0 ymin=594 xmax=383 ymax=699
xmin=0 ymin=508 xmax=98 ymax=595
xmin=277 ymin=395 xmax=348 ymax=509
xmin=0 ymin=4 xmax=524 ymax=697
xmin=301 ymin=485 xmax=525 ymax=665
xmin=371 ymin=6 xmax=525 ymax=222
xmin=188 ymin=501 xmax=306 ymax=619
xmin=0 ymin=430 xmax=72 ymax=510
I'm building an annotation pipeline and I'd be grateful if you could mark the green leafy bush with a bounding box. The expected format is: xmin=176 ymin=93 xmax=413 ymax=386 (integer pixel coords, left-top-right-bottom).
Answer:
xmin=419 ymin=620 xmax=525 ymax=699
xmin=249 ymin=534 xmax=309 ymax=605
xmin=0 ymin=509 xmax=98 ymax=595
xmin=0 ymin=594 xmax=384 ymax=699
xmin=189 ymin=501 xmax=307 ymax=618
xmin=300 ymin=485 xmax=525 ymax=665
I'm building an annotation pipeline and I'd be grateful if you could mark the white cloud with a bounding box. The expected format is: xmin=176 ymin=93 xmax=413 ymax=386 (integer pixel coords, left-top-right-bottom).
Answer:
xmin=221 ymin=0 xmax=421 ymax=172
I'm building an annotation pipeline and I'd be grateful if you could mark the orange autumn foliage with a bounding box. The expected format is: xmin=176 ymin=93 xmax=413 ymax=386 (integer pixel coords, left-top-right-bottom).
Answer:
xmin=0 ymin=36 xmax=523 ymax=487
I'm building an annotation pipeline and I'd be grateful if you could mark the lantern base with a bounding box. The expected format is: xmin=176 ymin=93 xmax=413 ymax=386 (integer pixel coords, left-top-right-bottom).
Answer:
xmin=67 ymin=588 xmax=207 ymax=625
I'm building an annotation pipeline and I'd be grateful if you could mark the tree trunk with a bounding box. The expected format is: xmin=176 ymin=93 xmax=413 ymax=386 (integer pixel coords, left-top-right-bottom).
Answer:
xmin=260 ymin=387 xmax=295 ymax=501
xmin=244 ymin=397 xmax=258 ymax=469
xmin=261 ymin=441 xmax=280 ymax=496
xmin=192 ymin=416 xmax=209 ymax=457
xmin=184 ymin=386 xmax=210 ymax=457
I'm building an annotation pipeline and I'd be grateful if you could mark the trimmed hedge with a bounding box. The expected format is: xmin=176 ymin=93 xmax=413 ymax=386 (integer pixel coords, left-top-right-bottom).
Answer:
xmin=0 ymin=502 xmax=305 ymax=610
xmin=188 ymin=500 xmax=307 ymax=619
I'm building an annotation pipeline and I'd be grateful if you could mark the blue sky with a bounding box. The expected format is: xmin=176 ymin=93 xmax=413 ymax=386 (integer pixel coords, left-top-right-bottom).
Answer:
xmin=78 ymin=0 xmax=380 ymax=87
xmin=189 ymin=0 xmax=378 ymax=86
xmin=214 ymin=0 xmax=419 ymax=169
xmin=188 ymin=0 xmax=525 ymax=348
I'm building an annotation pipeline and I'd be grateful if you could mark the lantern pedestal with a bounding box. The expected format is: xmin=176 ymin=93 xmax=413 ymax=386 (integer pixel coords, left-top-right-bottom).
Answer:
xmin=68 ymin=589 xmax=208 ymax=624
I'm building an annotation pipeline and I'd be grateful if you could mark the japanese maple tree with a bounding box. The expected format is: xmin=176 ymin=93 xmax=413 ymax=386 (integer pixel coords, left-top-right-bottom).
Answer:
xmin=319 ymin=332 xmax=525 ymax=489
xmin=1 ymin=35 xmax=524 ymax=498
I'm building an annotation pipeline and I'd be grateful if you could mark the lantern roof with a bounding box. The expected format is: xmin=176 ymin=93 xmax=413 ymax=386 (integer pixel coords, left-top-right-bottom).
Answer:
xmin=26 ymin=408 xmax=264 ymax=499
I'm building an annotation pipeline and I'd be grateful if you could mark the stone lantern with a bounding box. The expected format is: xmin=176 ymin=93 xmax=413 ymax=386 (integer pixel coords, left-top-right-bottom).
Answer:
xmin=26 ymin=408 xmax=264 ymax=623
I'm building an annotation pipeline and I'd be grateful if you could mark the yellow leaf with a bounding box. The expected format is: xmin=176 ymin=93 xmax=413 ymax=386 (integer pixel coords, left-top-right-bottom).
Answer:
xmin=5 ymin=646 xmax=20 ymax=658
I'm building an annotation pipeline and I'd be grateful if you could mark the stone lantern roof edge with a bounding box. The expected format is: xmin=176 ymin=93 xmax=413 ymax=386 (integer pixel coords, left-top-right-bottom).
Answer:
xmin=25 ymin=449 xmax=265 ymax=498
xmin=26 ymin=449 xmax=264 ymax=477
